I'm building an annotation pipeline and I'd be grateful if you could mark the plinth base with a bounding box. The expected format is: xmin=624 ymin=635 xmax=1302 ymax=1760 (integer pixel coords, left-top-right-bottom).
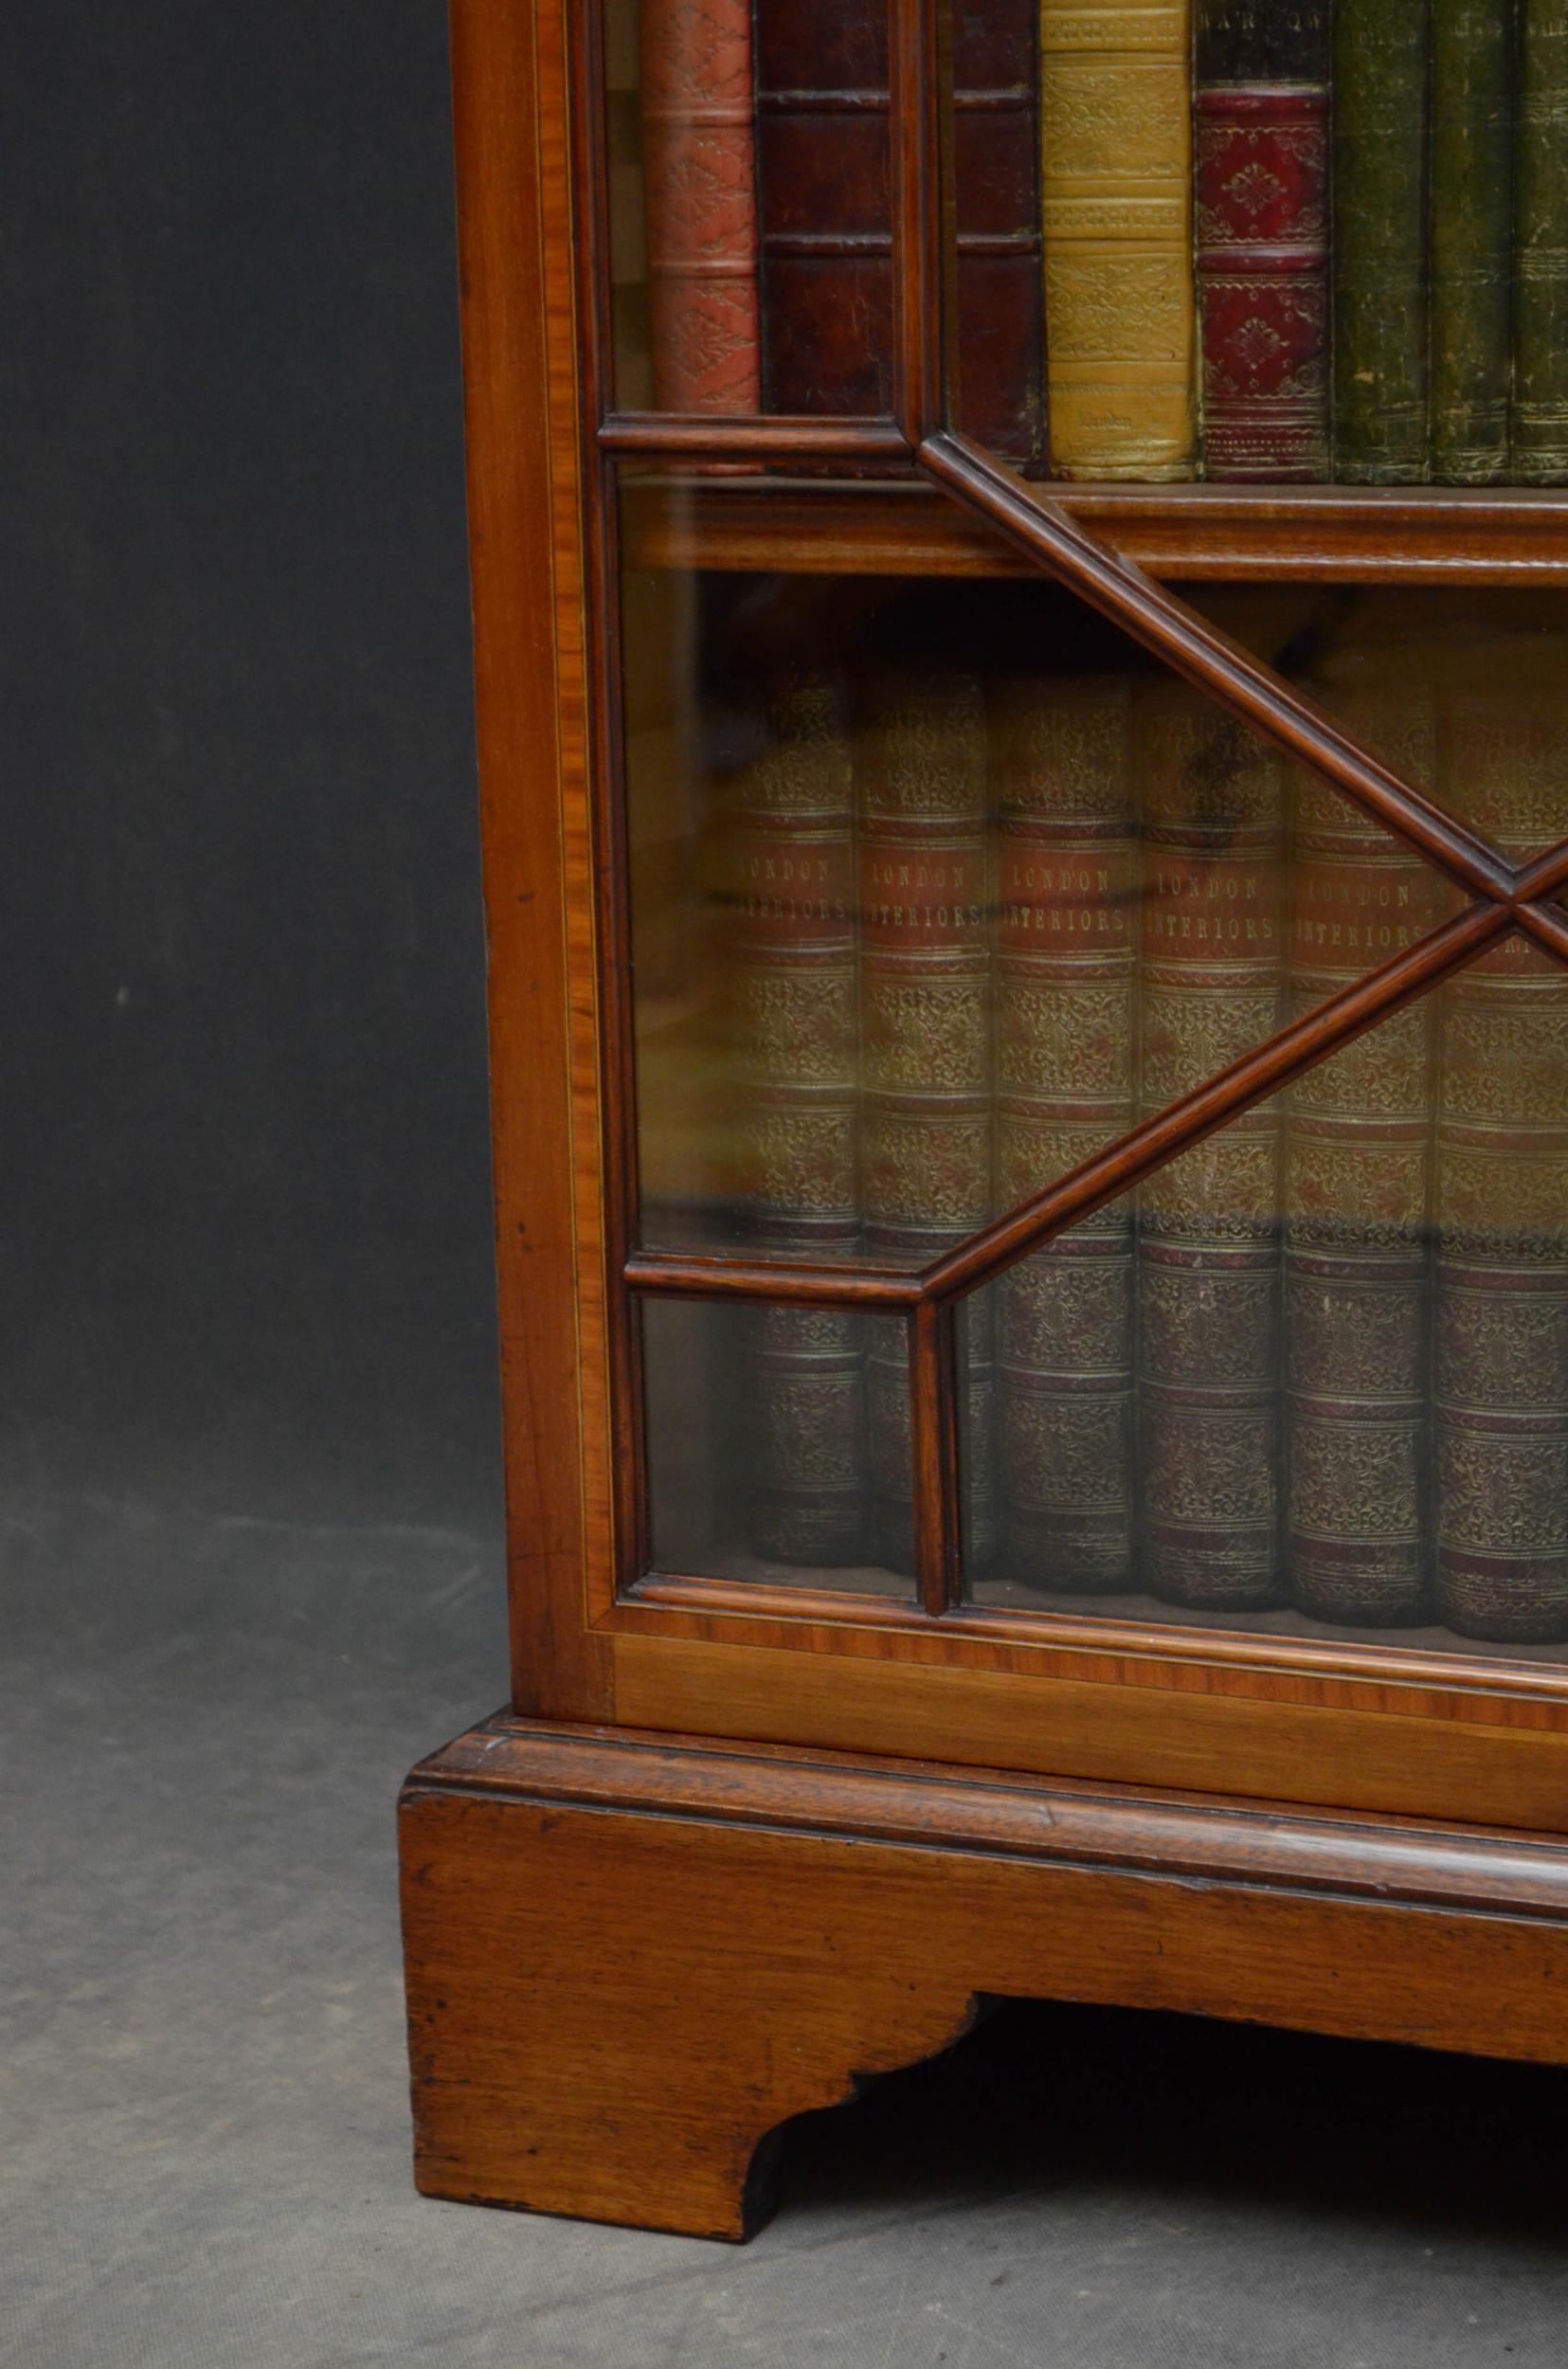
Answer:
xmin=400 ymin=1717 xmax=1568 ymax=2240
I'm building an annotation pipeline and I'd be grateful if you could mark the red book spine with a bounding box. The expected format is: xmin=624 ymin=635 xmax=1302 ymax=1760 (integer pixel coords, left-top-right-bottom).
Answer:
xmin=950 ymin=0 xmax=1046 ymax=466
xmin=640 ymin=0 xmax=762 ymax=413
xmin=756 ymin=0 xmax=892 ymax=416
xmin=1196 ymin=86 xmax=1330 ymax=480
xmin=756 ymin=0 xmax=1042 ymax=443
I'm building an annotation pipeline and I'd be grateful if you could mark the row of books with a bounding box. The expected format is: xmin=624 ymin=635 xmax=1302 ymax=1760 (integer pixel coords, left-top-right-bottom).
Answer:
xmin=700 ymin=595 xmax=1568 ymax=1644
xmin=631 ymin=0 xmax=1568 ymax=485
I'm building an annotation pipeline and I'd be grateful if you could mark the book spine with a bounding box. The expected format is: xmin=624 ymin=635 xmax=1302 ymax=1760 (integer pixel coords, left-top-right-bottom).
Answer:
xmin=755 ymin=1 xmax=893 ymax=415
xmin=992 ymin=675 xmax=1139 ymax=1590
xmin=1194 ymin=3 xmax=1329 ymax=482
xmin=1333 ymin=0 xmax=1433 ymax=483
xmin=639 ymin=0 xmax=762 ymax=412
xmin=1435 ymin=945 xmax=1568 ymax=1641
xmin=726 ymin=670 xmax=866 ymax=1566
xmin=857 ymin=671 xmax=995 ymax=1578
xmin=951 ymin=0 xmax=1048 ymax=465
xmin=1037 ymin=0 xmax=1198 ymax=481
xmin=1435 ymin=643 xmax=1568 ymax=1639
xmin=1137 ymin=686 xmax=1287 ymax=1608
xmin=1284 ymin=680 xmax=1442 ymax=1627
xmin=1514 ymin=0 xmax=1568 ymax=479
xmin=1430 ymin=0 xmax=1514 ymax=483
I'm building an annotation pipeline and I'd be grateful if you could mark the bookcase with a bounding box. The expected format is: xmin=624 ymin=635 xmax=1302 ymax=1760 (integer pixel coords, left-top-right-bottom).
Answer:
xmin=400 ymin=0 xmax=1568 ymax=2242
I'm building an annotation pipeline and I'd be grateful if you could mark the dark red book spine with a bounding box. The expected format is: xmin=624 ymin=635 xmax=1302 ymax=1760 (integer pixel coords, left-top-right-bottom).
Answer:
xmin=640 ymin=0 xmax=762 ymax=413
xmin=950 ymin=0 xmax=1046 ymax=466
xmin=756 ymin=0 xmax=1042 ymax=443
xmin=1196 ymin=5 xmax=1330 ymax=480
xmin=755 ymin=0 xmax=892 ymax=415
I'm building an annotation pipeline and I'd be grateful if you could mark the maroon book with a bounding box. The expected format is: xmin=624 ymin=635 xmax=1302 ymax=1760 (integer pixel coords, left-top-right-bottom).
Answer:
xmin=756 ymin=0 xmax=1042 ymax=450
xmin=950 ymin=0 xmax=1046 ymax=465
xmin=1196 ymin=4 xmax=1330 ymax=481
xmin=755 ymin=0 xmax=892 ymax=415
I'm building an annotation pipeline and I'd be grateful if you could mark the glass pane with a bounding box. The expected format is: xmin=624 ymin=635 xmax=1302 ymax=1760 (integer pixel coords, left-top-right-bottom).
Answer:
xmin=622 ymin=539 xmax=1415 ymax=1266
xmin=625 ymin=538 xmax=1430 ymax=1617
xmin=946 ymin=0 xmax=1542 ymax=490
xmin=966 ymin=944 xmax=1568 ymax=1660
xmin=641 ymin=1297 xmax=912 ymax=1593
xmin=606 ymin=0 xmax=1568 ymax=488
xmin=1182 ymin=586 xmax=1568 ymax=862
xmin=971 ymin=0 xmax=1200 ymax=484
xmin=940 ymin=0 xmax=1046 ymax=469
xmin=604 ymin=0 xmax=892 ymax=416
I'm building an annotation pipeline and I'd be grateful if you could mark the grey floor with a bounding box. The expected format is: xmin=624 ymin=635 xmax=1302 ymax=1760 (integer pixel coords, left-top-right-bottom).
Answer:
xmin=6 ymin=1480 xmax=1568 ymax=2368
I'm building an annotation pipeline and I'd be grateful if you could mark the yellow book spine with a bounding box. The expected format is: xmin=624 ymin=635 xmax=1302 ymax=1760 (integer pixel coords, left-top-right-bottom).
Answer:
xmin=1039 ymin=0 xmax=1198 ymax=480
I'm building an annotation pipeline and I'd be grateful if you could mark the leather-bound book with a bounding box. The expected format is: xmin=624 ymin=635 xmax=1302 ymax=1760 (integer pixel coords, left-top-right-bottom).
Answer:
xmin=639 ymin=0 xmax=761 ymax=412
xmin=857 ymin=668 xmax=995 ymax=1578
xmin=726 ymin=668 xmax=866 ymax=1566
xmin=1137 ymin=682 xmax=1287 ymax=1609
xmin=1284 ymin=644 xmax=1442 ymax=1627
xmin=1435 ymin=630 xmax=1568 ymax=1640
xmin=754 ymin=0 xmax=1044 ymax=442
xmin=950 ymin=0 xmax=1047 ymax=465
xmin=1430 ymin=0 xmax=1514 ymax=484
xmin=1333 ymin=0 xmax=1432 ymax=483
xmin=755 ymin=0 xmax=892 ymax=415
xmin=991 ymin=673 xmax=1138 ymax=1591
xmin=1037 ymin=0 xmax=1198 ymax=480
xmin=1514 ymin=2 xmax=1568 ymax=480
xmin=1195 ymin=1 xmax=1329 ymax=482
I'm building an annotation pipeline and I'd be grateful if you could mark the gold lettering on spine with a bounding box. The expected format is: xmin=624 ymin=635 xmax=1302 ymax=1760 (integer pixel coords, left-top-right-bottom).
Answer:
xmin=1136 ymin=674 xmax=1286 ymax=1609
xmin=1434 ymin=623 xmax=1568 ymax=1640
xmin=856 ymin=670 xmax=998 ymax=1579
xmin=1039 ymin=0 xmax=1198 ymax=478
xmin=990 ymin=671 xmax=1138 ymax=1593
xmin=726 ymin=668 xmax=868 ymax=1570
xmin=1284 ymin=623 xmax=1442 ymax=1626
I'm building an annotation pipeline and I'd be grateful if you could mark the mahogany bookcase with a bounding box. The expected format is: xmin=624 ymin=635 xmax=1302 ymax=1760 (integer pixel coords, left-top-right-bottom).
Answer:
xmin=399 ymin=0 xmax=1568 ymax=2240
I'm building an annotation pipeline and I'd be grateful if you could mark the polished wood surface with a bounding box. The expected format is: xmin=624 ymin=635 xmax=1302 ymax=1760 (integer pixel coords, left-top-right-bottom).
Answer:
xmin=449 ymin=0 xmax=611 ymax=1719
xmin=402 ymin=1720 xmax=1568 ymax=2237
xmin=607 ymin=1633 xmax=1568 ymax=1831
xmin=439 ymin=0 xmax=1568 ymax=1817
xmin=418 ymin=0 xmax=1568 ymax=2239
xmin=620 ymin=472 xmax=1568 ymax=582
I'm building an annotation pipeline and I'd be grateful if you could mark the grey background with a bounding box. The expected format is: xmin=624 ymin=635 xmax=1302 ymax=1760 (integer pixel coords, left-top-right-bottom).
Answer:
xmin=5 ymin=4 xmax=1566 ymax=2363
xmin=2 ymin=0 xmax=498 ymax=1528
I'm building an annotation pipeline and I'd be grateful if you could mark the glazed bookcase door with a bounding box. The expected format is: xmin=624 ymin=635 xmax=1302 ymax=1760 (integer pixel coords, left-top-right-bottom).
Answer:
xmin=468 ymin=0 xmax=1568 ymax=1825
xmin=621 ymin=545 xmax=1568 ymax=1655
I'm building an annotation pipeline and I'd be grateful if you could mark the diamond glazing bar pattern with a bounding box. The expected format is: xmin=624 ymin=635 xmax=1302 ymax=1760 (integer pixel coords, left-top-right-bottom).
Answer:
xmin=596 ymin=0 xmax=1568 ymax=1604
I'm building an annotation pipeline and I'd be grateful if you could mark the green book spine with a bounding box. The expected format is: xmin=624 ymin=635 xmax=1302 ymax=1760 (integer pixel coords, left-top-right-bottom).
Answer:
xmin=1514 ymin=1 xmax=1568 ymax=479
xmin=1431 ymin=0 xmax=1515 ymax=483
xmin=1333 ymin=0 xmax=1433 ymax=483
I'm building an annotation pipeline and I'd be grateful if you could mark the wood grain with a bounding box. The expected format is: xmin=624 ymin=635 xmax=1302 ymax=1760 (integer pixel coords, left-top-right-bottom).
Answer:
xmin=909 ymin=1302 xmax=961 ymax=1614
xmin=619 ymin=474 xmax=1568 ymax=583
xmin=421 ymin=0 xmax=1568 ymax=2248
xmin=402 ymin=1719 xmax=1568 ymax=2238
xmin=608 ymin=1633 xmax=1568 ymax=1829
xmin=601 ymin=413 xmax=910 ymax=459
xmin=624 ymin=1567 xmax=1568 ymax=1706
xmin=891 ymin=0 xmax=944 ymax=443
xmin=449 ymin=0 xmax=610 ymax=1717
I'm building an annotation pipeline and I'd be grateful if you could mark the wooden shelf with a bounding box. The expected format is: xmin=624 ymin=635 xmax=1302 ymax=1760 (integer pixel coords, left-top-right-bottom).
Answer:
xmin=621 ymin=475 xmax=1568 ymax=584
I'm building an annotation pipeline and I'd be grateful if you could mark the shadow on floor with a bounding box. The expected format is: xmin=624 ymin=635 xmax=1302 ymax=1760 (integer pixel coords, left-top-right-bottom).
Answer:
xmin=776 ymin=1998 xmax=1568 ymax=2259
